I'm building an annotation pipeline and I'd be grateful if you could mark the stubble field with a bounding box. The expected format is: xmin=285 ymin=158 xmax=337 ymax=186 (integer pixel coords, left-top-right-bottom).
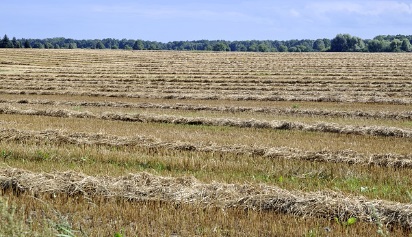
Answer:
xmin=0 ymin=49 xmax=411 ymax=236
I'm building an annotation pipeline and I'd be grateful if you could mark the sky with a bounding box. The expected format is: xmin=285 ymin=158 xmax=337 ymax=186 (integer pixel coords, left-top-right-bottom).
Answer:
xmin=1 ymin=0 xmax=412 ymax=42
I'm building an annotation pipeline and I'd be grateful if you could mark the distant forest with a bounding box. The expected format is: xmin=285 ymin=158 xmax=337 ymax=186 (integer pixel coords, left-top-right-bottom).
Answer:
xmin=1 ymin=34 xmax=411 ymax=52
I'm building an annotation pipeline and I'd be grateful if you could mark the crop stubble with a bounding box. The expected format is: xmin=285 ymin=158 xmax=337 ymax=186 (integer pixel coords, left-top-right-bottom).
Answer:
xmin=0 ymin=49 xmax=411 ymax=235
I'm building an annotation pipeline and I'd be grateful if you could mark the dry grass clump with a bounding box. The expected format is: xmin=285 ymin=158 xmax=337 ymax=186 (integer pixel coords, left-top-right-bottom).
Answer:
xmin=1 ymin=168 xmax=412 ymax=230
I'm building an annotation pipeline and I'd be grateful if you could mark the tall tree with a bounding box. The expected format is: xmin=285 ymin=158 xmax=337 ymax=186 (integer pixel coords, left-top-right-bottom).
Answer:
xmin=23 ymin=39 xmax=31 ymax=48
xmin=11 ymin=37 xmax=20 ymax=48
xmin=330 ymin=34 xmax=348 ymax=52
xmin=258 ymin=43 xmax=269 ymax=52
xmin=331 ymin=34 xmax=365 ymax=52
xmin=323 ymin=38 xmax=331 ymax=50
xmin=33 ymin=42 xmax=44 ymax=49
xmin=401 ymin=39 xmax=411 ymax=52
xmin=68 ymin=43 xmax=77 ymax=49
xmin=0 ymin=34 xmax=13 ymax=48
xmin=95 ymin=41 xmax=105 ymax=49
xmin=133 ymin=40 xmax=144 ymax=50
xmin=347 ymin=36 xmax=365 ymax=52
xmin=213 ymin=42 xmax=229 ymax=51
xmin=313 ymin=39 xmax=326 ymax=51
xmin=368 ymin=40 xmax=385 ymax=52
xmin=44 ymin=42 xmax=53 ymax=49
xmin=390 ymin=39 xmax=402 ymax=52
xmin=278 ymin=45 xmax=288 ymax=52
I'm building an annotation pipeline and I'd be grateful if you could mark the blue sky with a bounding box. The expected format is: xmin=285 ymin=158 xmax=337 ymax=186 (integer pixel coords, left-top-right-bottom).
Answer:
xmin=1 ymin=0 xmax=412 ymax=42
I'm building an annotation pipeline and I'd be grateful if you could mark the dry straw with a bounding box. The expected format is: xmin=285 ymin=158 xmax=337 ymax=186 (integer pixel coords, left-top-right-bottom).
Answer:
xmin=1 ymin=168 xmax=412 ymax=229
xmin=1 ymin=106 xmax=412 ymax=138
xmin=1 ymin=128 xmax=411 ymax=168
xmin=0 ymin=90 xmax=410 ymax=105
xmin=1 ymin=98 xmax=411 ymax=120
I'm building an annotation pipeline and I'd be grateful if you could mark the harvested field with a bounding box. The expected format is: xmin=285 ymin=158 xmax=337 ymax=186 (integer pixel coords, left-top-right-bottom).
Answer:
xmin=0 ymin=49 xmax=411 ymax=236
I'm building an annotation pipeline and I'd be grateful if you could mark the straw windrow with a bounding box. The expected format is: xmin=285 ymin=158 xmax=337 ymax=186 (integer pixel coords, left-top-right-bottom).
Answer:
xmin=1 ymin=128 xmax=411 ymax=168
xmin=1 ymin=50 xmax=411 ymax=235
xmin=1 ymin=168 xmax=411 ymax=229
xmin=1 ymin=98 xmax=411 ymax=120
xmin=1 ymin=106 xmax=411 ymax=138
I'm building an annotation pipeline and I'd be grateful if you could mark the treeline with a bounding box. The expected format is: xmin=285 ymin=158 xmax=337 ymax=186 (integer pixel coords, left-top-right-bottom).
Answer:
xmin=1 ymin=34 xmax=411 ymax=52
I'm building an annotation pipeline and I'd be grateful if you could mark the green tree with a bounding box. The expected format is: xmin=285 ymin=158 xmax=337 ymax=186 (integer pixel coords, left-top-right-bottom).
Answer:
xmin=33 ymin=42 xmax=44 ymax=49
xmin=331 ymin=34 xmax=365 ymax=52
xmin=258 ymin=43 xmax=269 ymax=52
xmin=400 ymin=39 xmax=411 ymax=52
xmin=248 ymin=43 xmax=258 ymax=52
xmin=313 ymin=39 xmax=326 ymax=51
xmin=44 ymin=42 xmax=53 ymax=49
xmin=367 ymin=39 xmax=389 ymax=52
xmin=238 ymin=44 xmax=247 ymax=51
xmin=11 ymin=37 xmax=20 ymax=48
xmin=23 ymin=40 xmax=31 ymax=48
xmin=331 ymin=34 xmax=348 ymax=52
xmin=348 ymin=36 xmax=366 ymax=52
xmin=390 ymin=39 xmax=402 ymax=52
xmin=68 ymin=43 xmax=77 ymax=49
xmin=213 ymin=42 xmax=229 ymax=51
xmin=133 ymin=40 xmax=144 ymax=50
xmin=288 ymin=46 xmax=298 ymax=52
xmin=0 ymin=34 xmax=13 ymax=48
xmin=278 ymin=45 xmax=288 ymax=52
xmin=323 ymin=38 xmax=331 ymax=50
xmin=229 ymin=42 xmax=247 ymax=51
xmin=147 ymin=42 xmax=159 ymax=50
xmin=15 ymin=41 xmax=22 ymax=48
xmin=95 ymin=41 xmax=105 ymax=49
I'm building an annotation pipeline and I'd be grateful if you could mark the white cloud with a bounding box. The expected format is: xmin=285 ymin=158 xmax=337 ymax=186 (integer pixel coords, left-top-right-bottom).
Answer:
xmin=289 ymin=9 xmax=301 ymax=17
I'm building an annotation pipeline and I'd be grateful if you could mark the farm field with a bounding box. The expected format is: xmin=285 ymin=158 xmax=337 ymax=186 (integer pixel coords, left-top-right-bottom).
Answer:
xmin=0 ymin=49 xmax=412 ymax=236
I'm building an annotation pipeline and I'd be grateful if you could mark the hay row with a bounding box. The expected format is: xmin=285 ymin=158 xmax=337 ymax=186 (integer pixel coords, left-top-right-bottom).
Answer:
xmin=1 ymin=168 xmax=411 ymax=229
xmin=1 ymin=83 xmax=411 ymax=99
xmin=4 ymin=75 xmax=412 ymax=84
xmin=3 ymin=80 xmax=410 ymax=92
xmin=1 ymin=98 xmax=411 ymax=120
xmin=2 ymin=76 xmax=411 ymax=92
xmin=0 ymin=90 xmax=410 ymax=104
xmin=1 ymin=106 xmax=411 ymax=138
xmin=1 ymin=128 xmax=411 ymax=168
xmin=4 ymin=64 xmax=411 ymax=78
